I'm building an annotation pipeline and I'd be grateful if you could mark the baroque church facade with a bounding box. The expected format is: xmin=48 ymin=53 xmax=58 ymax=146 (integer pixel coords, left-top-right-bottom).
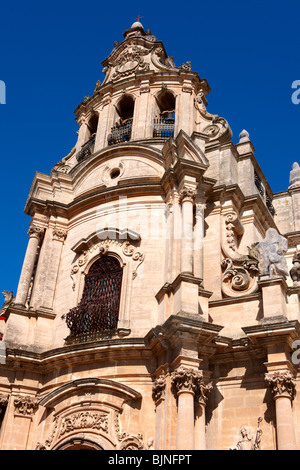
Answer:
xmin=0 ymin=21 xmax=300 ymax=450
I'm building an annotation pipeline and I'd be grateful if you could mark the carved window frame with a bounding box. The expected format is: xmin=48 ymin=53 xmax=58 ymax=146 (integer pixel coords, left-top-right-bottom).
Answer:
xmin=70 ymin=236 xmax=144 ymax=331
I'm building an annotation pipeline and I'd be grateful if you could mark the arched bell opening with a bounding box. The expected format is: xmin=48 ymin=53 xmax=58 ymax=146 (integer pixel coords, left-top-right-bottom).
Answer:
xmin=108 ymin=94 xmax=135 ymax=145
xmin=153 ymin=90 xmax=176 ymax=138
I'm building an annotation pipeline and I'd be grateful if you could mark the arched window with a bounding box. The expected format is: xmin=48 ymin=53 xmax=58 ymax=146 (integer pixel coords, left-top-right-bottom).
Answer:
xmin=108 ymin=95 xmax=135 ymax=145
xmin=65 ymin=255 xmax=123 ymax=336
xmin=153 ymin=91 xmax=175 ymax=138
xmin=76 ymin=113 xmax=98 ymax=162
xmin=87 ymin=113 xmax=99 ymax=139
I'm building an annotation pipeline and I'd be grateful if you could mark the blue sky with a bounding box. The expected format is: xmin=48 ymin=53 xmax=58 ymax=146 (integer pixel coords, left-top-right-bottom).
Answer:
xmin=0 ymin=0 xmax=299 ymax=297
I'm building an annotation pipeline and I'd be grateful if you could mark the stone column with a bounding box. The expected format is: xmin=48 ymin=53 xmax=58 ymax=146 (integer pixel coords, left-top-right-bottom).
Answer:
xmin=15 ymin=225 xmax=44 ymax=307
xmin=179 ymin=187 xmax=196 ymax=275
xmin=194 ymin=380 xmax=212 ymax=450
xmin=265 ymin=370 xmax=297 ymax=450
xmin=152 ymin=372 xmax=167 ymax=450
xmin=171 ymin=366 xmax=202 ymax=450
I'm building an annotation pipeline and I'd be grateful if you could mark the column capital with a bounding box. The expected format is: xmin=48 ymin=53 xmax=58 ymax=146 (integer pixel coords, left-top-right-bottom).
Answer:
xmin=13 ymin=395 xmax=39 ymax=416
xmin=179 ymin=186 xmax=197 ymax=204
xmin=28 ymin=224 xmax=44 ymax=240
xmin=171 ymin=366 xmax=203 ymax=396
xmin=52 ymin=228 xmax=68 ymax=242
xmin=265 ymin=370 xmax=296 ymax=401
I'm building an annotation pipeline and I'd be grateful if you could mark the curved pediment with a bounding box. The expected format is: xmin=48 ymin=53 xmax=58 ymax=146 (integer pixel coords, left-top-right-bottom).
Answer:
xmin=39 ymin=377 xmax=142 ymax=409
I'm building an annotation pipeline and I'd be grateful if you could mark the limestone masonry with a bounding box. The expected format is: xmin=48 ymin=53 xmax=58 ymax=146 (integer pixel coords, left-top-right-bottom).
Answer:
xmin=0 ymin=21 xmax=300 ymax=450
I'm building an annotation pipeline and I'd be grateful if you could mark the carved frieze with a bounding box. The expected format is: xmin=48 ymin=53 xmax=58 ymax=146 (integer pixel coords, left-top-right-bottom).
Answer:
xmin=59 ymin=411 xmax=109 ymax=437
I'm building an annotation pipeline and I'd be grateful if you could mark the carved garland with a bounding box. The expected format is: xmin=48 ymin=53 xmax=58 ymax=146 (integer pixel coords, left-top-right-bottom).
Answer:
xmin=59 ymin=411 xmax=109 ymax=437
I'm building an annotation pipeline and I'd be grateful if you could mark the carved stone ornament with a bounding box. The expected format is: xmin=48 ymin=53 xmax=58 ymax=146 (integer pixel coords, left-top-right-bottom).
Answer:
xmin=194 ymin=90 xmax=232 ymax=142
xmin=171 ymin=366 xmax=203 ymax=395
xmin=114 ymin=411 xmax=145 ymax=450
xmin=14 ymin=395 xmax=39 ymax=416
xmin=289 ymin=162 xmax=300 ymax=189
xmin=112 ymin=46 xmax=150 ymax=80
xmin=179 ymin=187 xmax=197 ymax=204
xmin=52 ymin=228 xmax=67 ymax=242
xmin=28 ymin=225 xmax=44 ymax=240
xmin=265 ymin=371 xmax=296 ymax=401
xmin=59 ymin=411 xmax=109 ymax=437
xmin=0 ymin=393 xmax=9 ymax=409
xmin=195 ymin=380 xmax=213 ymax=406
xmin=256 ymin=228 xmax=289 ymax=278
xmin=230 ymin=417 xmax=263 ymax=450
xmin=0 ymin=290 xmax=15 ymax=316
xmin=290 ymin=252 xmax=300 ymax=286
xmin=152 ymin=373 xmax=167 ymax=404
xmin=221 ymin=212 xmax=259 ymax=297
xmin=70 ymin=239 xmax=144 ymax=290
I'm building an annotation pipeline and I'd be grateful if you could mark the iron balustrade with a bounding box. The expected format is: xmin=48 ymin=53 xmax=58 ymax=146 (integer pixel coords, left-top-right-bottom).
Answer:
xmin=76 ymin=135 xmax=96 ymax=162
xmin=108 ymin=119 xmax=133 ymax=146
xmin=153 ymin=115 xmax=175 ymax=139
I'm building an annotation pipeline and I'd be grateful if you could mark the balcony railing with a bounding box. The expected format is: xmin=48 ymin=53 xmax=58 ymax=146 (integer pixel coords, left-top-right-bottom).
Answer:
xmin=153 ymin=113 xmax=175 ymax=139
xmin=108 ymin=118 xmax=133 ymax=146
xmin=76 ymin=135 xmax=95 ymax=162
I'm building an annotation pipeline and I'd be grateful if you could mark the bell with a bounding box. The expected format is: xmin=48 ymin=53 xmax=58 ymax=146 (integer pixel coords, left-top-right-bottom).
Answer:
xmin=164 ymin=111 xmax=175 ymax=123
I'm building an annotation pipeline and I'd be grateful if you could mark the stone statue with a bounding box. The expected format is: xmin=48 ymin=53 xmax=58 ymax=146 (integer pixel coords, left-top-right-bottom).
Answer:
xmin=290 ymin=253 xmax=300 ymax=286
xmin=147 ymin=437 xmax=154 ymax=450
xmin=256 ymin=228 xmax=288 ymax=278
xmin=0 ymin=291 xmax=15 ymax=316
xmin=289 ymin=162 xmax=300 ymax=189
xmin=230 ymin=418 xmax=262 ymax=450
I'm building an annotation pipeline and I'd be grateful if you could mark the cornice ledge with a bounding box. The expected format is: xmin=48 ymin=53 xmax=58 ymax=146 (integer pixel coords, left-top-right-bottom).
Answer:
xmin=242 ymin=319 xmax=300 ymax=346
xmin=145 ymin=314 xmax=224 ymax=351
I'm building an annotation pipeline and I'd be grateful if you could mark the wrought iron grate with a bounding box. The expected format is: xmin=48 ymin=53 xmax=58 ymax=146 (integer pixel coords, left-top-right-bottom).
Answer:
xmin=76 ymin=135 xmax=96 ymax=162
xmin=153 ymin=117 xmax=174 ymax=139
xmin=108 ymin=119 xmax=132 ymax=146
xmin=65 ymin=256 xmax=123 ymax=336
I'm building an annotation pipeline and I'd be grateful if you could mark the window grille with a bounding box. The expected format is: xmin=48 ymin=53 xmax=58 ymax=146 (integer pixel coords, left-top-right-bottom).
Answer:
xmin=65 ymin=256 xmax=123 ymax=336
